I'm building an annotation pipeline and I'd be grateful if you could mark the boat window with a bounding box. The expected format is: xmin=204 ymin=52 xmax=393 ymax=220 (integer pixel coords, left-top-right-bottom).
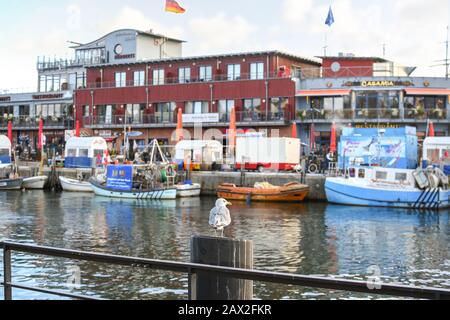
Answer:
xmin=358 ymin=169 xmax=365 ymax=179
xmin=376 ymin=171 xmax=388 ymax=180
xmin=427 ymin=149 xmax=440 ymax=163
xmin=349 ymin=168 xmax=356 ymax=178
xmin=67 ymin=149 xmax=77 ymax=157
xmin=79 ymin=149 xmax=89 ymax=157
xmin=395 ymin=173 xmax=408 ymax=182
xmin=0 ymin=149 xmax=9 ymax=157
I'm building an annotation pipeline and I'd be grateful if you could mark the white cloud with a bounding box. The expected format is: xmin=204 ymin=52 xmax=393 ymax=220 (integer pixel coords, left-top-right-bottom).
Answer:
xmin=187 ymin=13 xmax=257 ymax=53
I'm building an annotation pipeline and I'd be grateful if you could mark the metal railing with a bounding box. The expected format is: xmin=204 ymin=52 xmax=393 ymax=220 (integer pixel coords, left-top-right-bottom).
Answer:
xmin=83 ymin=111 xmax=290 ymax=127
xmin=37 ymin=57 xmax=107 ymax=71
xmin=1 ymin=241 xmax=449 ymax=300
xmin=0 ymin=116 xmax=71 ymax=128
xmin=297 ymin=108 xmax=448 ymax=121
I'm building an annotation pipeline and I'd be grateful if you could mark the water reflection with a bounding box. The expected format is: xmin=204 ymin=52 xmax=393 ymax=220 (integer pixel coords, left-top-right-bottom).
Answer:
xmin=0 ymin=192 xmax=448 ymax=300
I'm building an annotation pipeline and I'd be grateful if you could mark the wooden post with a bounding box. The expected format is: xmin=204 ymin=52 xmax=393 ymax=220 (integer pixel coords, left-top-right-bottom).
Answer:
xmin=3 ymin=246 xmax=12 ymax=300
xmin=189 ymin=236 xmax=253 ymax=300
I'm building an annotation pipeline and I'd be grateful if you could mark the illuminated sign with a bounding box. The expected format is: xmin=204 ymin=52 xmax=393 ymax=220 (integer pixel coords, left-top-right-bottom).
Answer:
xmin=355 ymin=123 xmax=400 ymax=129
xmin=32 ymin=94 xmax=64 ymax=100
xmin=344 ymin=81 xmax=414 ymax=87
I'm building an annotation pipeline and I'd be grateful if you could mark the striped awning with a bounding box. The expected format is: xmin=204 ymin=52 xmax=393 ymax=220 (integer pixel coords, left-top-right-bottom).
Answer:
xmin=405 ymin=88 xmax=450 ymax=96
xmin=296 ymin=89 xmax=351 ymax=97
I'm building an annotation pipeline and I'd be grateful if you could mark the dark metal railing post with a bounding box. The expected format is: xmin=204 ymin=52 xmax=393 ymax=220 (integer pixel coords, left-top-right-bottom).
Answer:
xmin=3 ymin=245 xmax=12 ymax=300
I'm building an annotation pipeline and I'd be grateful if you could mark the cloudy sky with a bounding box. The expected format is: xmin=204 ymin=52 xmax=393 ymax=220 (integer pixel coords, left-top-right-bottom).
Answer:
xmin=0 ymin=0 xmax=449 ymax=90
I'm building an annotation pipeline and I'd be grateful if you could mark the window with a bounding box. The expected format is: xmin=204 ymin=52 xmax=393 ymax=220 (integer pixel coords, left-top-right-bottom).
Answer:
xmin=153 ymin=69 xmax=164 ymax=85
xmin=46 ymin=77 xmax=53 ymax=92
xmin=53 ymin=75 xmax=61 ymax=91
xmin=218 ymin=100 xmax=234 ymax=121
xmin=270 ymin=98 xmax=288 ymax=118
xmin=227 ymin=64 xmax=241 ymax=80
xmin=115 ymin=72 xmax=126 ymax=87
xmin=185 ymin=101 xmax=208 ymax=114
xmin=395 ymin=173 xmax=408 ymax=182
xmin=39 ymin=76 xmax=46 ymax=92
xmin=69 ymin=73 xmax=77 ymax=90
xmin=179 ymin=67 xmax=191 ymax=83
xmin=199 ymin=66 xmax=212 ymax=81
xmin=250 ymin=62 xmax=264 ymax=80
xmin=243 ymin=99 xmax=261 ymax=120
xmin=67 ymin=149 xmax=77 ymax=157
xmin=375 ymin=171 xmax=388 ymax=180
xmin=79 ymin=149 xmax=89 ymax=157
xmin=83 ymin=106 xmax=90 ymax=117
xmin=76 ymin=72 xmax=86 ymax=88
xmin=133 ymin=70 xmax=145 ymax=86
xmin=156 ymin=102 xmax=176 ymax=122
xmin=358 ymin=169 xmax=366 ymax=179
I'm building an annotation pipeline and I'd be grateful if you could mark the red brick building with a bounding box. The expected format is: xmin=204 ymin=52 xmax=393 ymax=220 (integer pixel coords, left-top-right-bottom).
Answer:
xmin=75 ymin=51 xmax=321 ymax=150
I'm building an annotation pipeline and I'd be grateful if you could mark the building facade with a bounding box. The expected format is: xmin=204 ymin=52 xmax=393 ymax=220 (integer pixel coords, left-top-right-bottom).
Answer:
xmin=74 ymin=51 xmax=321 ymax=151
xmin=0 ymin=29 xmax=183 ymax=154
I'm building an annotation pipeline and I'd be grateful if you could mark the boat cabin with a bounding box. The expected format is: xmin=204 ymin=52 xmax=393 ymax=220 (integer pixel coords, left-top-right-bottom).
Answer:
xmin=65 ymin=137 xmax=108 ymax=168
xmin=422 ymin=137 xmax=450 ymax=175
xmin=0 ymin=135 xmax=11 ymax=165
xmin=345 ymin=166 xmax=417 ymax=188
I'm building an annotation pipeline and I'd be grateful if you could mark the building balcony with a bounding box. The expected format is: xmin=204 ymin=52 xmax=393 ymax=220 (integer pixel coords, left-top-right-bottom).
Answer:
xmin=296 ymin=108 xmax=448 ymax=123
xmin=83 ymin=111 xmax=290 ymax=129
xmin=0 ymin=116 xmax=72 ymax=129
xmin=37 ymin=56 xmax=107 ymax=71
xmin=79 ymin=72 xmax=297 ymax=90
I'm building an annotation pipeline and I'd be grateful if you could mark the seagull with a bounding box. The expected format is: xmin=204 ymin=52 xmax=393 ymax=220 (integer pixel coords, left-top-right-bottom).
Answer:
xmin=209 ymin=198 xmax=232 ymax=237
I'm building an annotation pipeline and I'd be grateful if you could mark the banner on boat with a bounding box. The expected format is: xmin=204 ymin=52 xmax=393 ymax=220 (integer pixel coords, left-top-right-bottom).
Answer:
xmin=106 ymin=165 xmax=133 ymax=191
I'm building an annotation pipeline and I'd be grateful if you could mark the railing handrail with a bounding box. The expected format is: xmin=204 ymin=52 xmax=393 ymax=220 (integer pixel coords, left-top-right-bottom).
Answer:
xmin=1 ymin=241 xmax=449 ymax=300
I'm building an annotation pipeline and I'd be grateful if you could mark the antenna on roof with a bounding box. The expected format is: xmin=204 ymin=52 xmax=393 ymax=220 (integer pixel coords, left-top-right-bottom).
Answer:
xmin=380 ymin=43 xmax=387 ymax=58
xmin=430 ymin=26 xmax=449 ymax=79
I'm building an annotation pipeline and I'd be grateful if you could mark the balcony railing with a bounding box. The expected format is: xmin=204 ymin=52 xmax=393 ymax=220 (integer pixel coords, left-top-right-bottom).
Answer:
xmin=37 ymin=56 xmax=107 ymax=71
xmin=0 ymin=116 xmax=71 ymax=128
xmin=297 ymin=108 xmax=448 ymax=122
xmin=83 ymin=111 xmax=289 ymax=127
xmin=79 ymin=72 xmax=301 ymax=90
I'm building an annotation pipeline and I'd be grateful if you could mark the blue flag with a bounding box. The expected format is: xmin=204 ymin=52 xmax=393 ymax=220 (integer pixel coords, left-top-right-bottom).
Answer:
xmin=325 ymin=6 xmax=335 ymax=27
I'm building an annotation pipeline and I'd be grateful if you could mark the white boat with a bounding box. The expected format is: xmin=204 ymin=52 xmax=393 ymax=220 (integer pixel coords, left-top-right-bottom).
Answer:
xmin=23 ymin=176 xmax=48 ymax=190
xmin=90 ymin=179 xmax=177 ymax=200
xmin=59 ymin=176 xmax=93 ymax=192
xmin=325 ymin=166 xmax=450 ymax=210
xmin=176 ymin=183 xmax=201 ymax=197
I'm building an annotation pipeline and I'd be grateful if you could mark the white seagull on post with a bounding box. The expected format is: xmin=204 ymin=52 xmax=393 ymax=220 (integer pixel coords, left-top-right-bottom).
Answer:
xmin=209 ymin=198 xmax=232 ymax=237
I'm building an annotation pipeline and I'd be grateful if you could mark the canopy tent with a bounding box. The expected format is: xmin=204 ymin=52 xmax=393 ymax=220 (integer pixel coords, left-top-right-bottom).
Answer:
xmin=65 ymin=137 xmax=108 ymax=168
xmin=0 ymin=135 xmax=12 ymax=165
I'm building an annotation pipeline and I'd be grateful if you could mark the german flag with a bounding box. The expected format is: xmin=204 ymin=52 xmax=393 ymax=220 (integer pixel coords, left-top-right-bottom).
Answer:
xmin=165 ymin=0 xmax=186 ymax=14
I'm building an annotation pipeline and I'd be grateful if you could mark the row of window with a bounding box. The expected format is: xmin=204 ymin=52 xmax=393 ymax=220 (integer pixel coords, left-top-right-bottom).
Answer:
xmin=39 ymin=73 xmax=86 ymax=92
xmin=0 ymin=104 xmax=73 ymax=118
xmin=114 ymin=62 xmax=265 ymax=87
xmin=309 ymin=94 xmax=447 ymax=111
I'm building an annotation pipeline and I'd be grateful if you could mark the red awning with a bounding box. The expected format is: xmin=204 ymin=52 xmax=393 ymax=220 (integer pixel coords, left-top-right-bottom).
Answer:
xmin=405 ymin=88 xmax=450 ymax=96
xmin=296 ymin=89 xmax=351 ymax=97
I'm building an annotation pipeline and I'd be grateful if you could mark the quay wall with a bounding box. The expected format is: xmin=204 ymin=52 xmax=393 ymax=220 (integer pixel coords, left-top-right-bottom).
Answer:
xmin=17 ymin=166 xmax=327 ymax=201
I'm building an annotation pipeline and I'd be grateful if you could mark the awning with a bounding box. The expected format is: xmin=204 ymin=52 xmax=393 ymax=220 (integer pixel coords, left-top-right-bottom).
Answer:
xmin=296 ymin=89 xmax=351 ymax=97
xmin=405 ymin=88 xmax=450 ymax=96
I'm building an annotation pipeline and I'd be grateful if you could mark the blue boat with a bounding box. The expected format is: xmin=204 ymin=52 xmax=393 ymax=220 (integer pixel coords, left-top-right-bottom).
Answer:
xmin=325 ymin=167 xmax=450 ymax=210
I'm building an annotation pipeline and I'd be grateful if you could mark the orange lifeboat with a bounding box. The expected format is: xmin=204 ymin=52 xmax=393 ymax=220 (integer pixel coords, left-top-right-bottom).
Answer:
xmin=217 ymin=182 xmax=310 ymax=203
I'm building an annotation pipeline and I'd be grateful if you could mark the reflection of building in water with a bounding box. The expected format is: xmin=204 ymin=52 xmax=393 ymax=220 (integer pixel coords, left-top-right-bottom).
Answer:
xmin=324 ymin=206 xmax=448 ymax=277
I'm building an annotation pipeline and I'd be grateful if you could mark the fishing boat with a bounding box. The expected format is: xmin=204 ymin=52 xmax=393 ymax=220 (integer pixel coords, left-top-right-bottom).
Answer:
xmin=325 ymin=166 xmax=450 ymax=210
xmin=217 ymin=182 xmax=310 ymax=202
xmin=23 ymin=176 xmax=48 ymax=190
xmin=90 ymin=179 xmax=177 ymax=200
xmin=176 ymin=182 xmax=201 ymax=198
xmin=59 ymin=176 xmax=93 ymax=192
xmin=0 ymin=177 xmax=24 ymax=190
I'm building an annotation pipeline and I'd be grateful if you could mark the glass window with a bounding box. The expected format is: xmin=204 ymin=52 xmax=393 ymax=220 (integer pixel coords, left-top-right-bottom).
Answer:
xmin=53 ymin=75 xmax=61 ymax=91
xmin=395 ymin=173 xmax=408 ymax=181
xmin=39 ymin=76 xmax=46 ymax=92
xmin=69 ymin=73 xmax=77 ymax=90
xmin=115 ymin=72 xmax=126 ymax=87
xmin=46 ymin=76 xmax=53 ymax=92
xmin=358 ymin=169 xmax=365 ymax=179
xmin=79 ymin=149 xmax=89 ymax=157
xmin=376 ymin=171 xmax=388 ymax=180
xmin=250 ymin=62 xmax=264 ymax=80
xmin=77 ymin=72 xmax=86 ymax=88
xmin=227 ymin=64 xmax=241 ymax=80
xmin=199 ymin=66 xmax=212 ymax=81
xmin=179 ymin=67 xmax=191 ymax=83
xmin=153 ymin=69 xmax=164 ymax=85
xmin=185 ymin=102 xmax=193 ymax=114
xmin=67 ymin=149 xmax=77 ymax=157
xmin=84 ymin=105 xmax=90 ymax=117
xmin=133 ymin=70 xmax=145 ymax=86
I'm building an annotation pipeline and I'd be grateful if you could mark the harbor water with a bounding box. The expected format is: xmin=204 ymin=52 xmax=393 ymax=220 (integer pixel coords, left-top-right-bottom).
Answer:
xmin=0 ymin=191 xmax=448 ymax=300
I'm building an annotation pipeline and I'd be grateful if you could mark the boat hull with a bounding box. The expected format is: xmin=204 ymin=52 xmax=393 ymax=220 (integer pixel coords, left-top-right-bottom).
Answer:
xmin=176 ymin=184 xmax=201 ymax=197
xmin=23 ymin=176 xmax=48 ymax=190
xmin=325 ymin=178 xmax=450 ymax=209
xmin=0 ymin=178 xmax=24 ymax=190
xmin=91 ymin=180 xmax=177 ymax=200
xmin=59 ymin=176 xmax=93 ymax=192
xmin=217 ymin=183 xmax=309 ymax=203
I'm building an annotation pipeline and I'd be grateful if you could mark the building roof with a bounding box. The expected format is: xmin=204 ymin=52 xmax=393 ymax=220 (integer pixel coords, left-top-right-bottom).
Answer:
xmin=317 ymin=56 xmax=390 ymax=63
xmin=87 ymin=50 xmax=322 ymax=69
xmin=71 ymin=28 xmax=185 ymax=49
